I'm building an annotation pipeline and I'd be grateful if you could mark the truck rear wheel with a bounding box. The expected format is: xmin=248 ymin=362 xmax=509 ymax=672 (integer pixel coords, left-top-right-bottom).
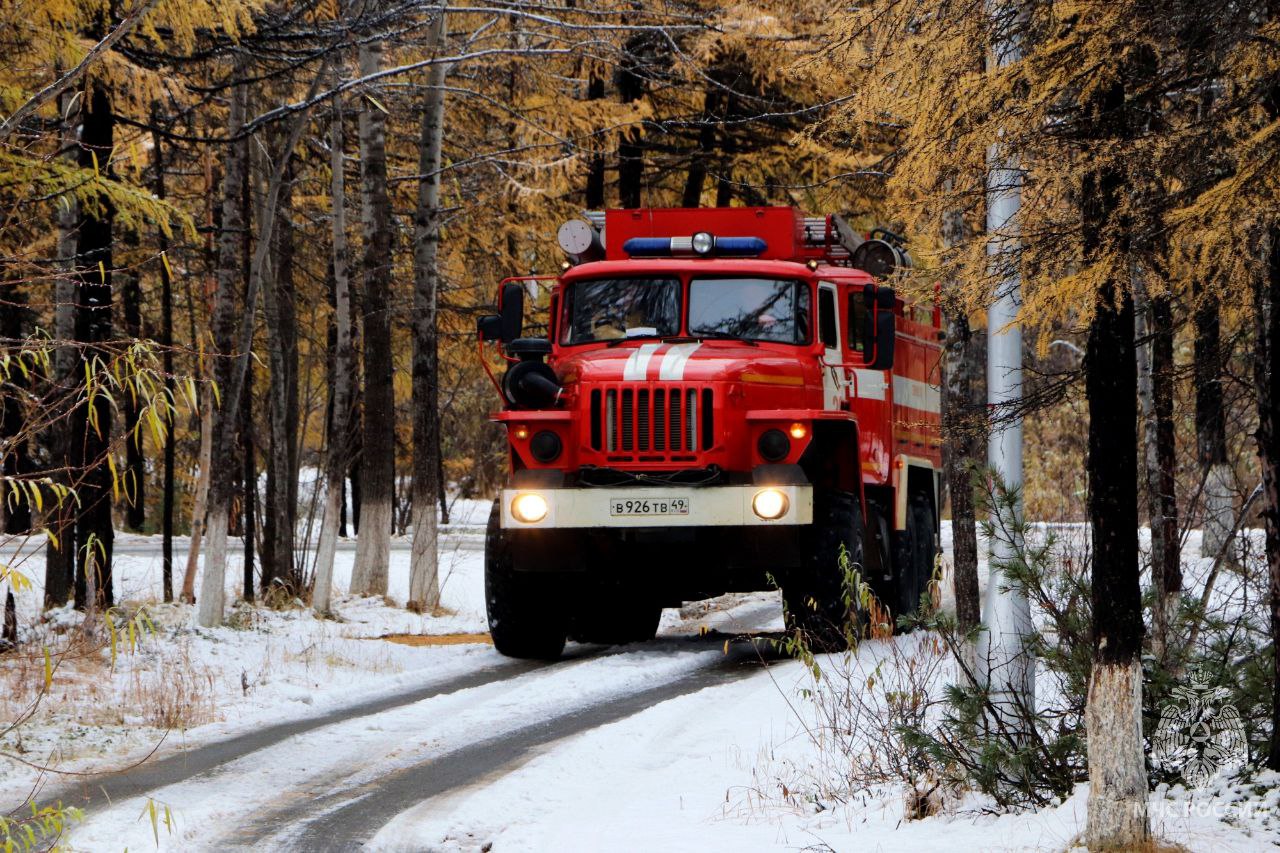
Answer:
xmin=783 ymin=490 xmax=864 ymax=651
xmin=893 ymin=494 xmax=937 ymax=623
xmin=485 ymin=500 xmax=568 ymax=660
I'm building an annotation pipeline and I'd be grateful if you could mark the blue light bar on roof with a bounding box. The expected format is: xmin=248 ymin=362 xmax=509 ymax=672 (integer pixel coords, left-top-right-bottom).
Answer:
xmin=714 ymin=236 xmax=768 ymax=256
xmin=621 ymin=234 xmax=767 ymax=258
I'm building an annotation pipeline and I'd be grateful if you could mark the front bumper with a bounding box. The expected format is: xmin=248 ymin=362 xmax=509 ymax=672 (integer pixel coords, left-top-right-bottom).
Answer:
xmin=499 ymin=484 xmax=813 ymax=529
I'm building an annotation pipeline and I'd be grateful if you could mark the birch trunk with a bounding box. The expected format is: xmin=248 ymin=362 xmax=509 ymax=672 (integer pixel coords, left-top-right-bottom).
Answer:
xmin=314 ymin=92 xmax=354 ymax=616
xmin=408 ymin=6 xmax=448 ymax=612
xmin=351 ymin=31 xmax=395 ymax=598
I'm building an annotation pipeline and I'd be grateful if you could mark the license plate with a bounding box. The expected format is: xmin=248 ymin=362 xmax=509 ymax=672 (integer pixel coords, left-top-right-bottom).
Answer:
xmin=609 ymin=496 xmax=690 ymax=517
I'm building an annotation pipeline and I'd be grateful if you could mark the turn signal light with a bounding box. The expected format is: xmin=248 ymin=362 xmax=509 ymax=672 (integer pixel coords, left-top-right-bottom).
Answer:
xmin=511 ymin=493 xmax=548 ymax=523
xmin=788 ymin=422 xmax=807 ymax=440
xmin=752 ymin=488 xmax=789 ymax=520
xmin=513 ymin=424 xmax=530 ymax=441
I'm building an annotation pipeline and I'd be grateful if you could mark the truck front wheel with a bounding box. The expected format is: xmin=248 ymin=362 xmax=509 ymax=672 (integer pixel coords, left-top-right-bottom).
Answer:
xmin=485 ymin=500 xmax=568 ymax=660
xmin=783 ymin=490 xmax=865 ymax=650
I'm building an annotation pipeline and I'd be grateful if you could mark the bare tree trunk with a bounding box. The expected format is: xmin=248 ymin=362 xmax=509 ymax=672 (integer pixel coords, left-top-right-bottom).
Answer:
xmin=72 ymin=81 xmax=115 ymax=611
xmin=315 ymin=91 xmax=355 ymax=616
xmin=584 ymin=72 xmax=606 ymax=208
xmin=154 ymin=117 xmax=175 ymax=603
xmin=180 ymin=153 xmax=220 ymax=605
xmin=260 ymin=140 xmax=298 ymax=594
xmin=198 ymin=78 xmax=249 ymax=627
xmin=350 ymin=32 xmax=395 ymax=598
xmin=1082 ymin=77 xmax=1147 ymax=850
xmin=1258 ymin=226 xmax=1280 ymax=773
xmin=44 ymin=86 xmax=79 ymax=608
xmin=1134 ymin=264 xmax=1180 ymax=660
xmin=121 ymin=232 xmax=145 ymax=531
xmin=1195 ymin=281 xmax=1234 ymax=559
xmin=409 ymin=6 xmax=449 ymax=612
xmin=940 ymin=204 xmax=981 ymax=635
xmin=241 ymin=353 xmax=256 ymax=602
xmin=198 ymin=58 xmax=330 ymax=627
xmin=1258 ymin=48 xmax=1280 ymax=771
xmin=182 ymin=385 xmax=214 ymax=604
xmin=616 ymin=36 xmax=647 ymax=209
xmin=1 ymin=289 xmax=33 ymax=535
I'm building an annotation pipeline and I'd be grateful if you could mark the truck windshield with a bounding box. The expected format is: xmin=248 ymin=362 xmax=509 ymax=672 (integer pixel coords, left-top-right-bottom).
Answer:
xmin=562 ymin=277 xmax=681 ymax=344
xmin=688 ymin=278 xmax=809 ymax=344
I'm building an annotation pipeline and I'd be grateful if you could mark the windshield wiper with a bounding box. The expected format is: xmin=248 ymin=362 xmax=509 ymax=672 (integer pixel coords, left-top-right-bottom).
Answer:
xmin=682 ymin=331 xmax=758 ymax=346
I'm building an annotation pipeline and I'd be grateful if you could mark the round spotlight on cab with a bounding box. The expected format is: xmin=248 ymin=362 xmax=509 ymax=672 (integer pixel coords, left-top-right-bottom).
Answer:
xmin=752 ymin=488 xmax=789 ymax=520
xmin=530 ymin=430 xmax=562 ymax=463
xmin=691 ymin=231 xmax=715 ymax=255
xmin=757 ymin=428 xmax=791 ymax=462
xmin=511 ymin=493 xmax=548 ymax=523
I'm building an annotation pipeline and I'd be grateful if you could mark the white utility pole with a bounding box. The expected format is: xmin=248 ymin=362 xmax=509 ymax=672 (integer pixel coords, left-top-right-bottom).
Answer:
xmin=976 ymin=1 xmax=1035 ymax=725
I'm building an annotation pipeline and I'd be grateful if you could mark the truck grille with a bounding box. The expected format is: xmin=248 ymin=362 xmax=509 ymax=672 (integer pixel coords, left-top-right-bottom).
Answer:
xmin=589 ymin=386 xmax=715 ymax=460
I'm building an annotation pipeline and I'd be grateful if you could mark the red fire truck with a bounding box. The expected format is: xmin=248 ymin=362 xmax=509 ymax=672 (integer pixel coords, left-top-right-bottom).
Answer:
xmin=476 ymin=207 xmax=942 ymax=659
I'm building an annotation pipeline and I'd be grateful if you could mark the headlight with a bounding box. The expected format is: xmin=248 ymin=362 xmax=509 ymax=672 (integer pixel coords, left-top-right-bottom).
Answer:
xmin=757 ymin=428 xmax=791 ymax=462
xmin=511 ymin=493 xmax=549 ymax=523
xmin=691 ymin=231 xmax=715 ymax=255
xmin=752 ymin=488 xmax=789 ymax=520
xmin=530 ymin=430 xmax=562 ymax=463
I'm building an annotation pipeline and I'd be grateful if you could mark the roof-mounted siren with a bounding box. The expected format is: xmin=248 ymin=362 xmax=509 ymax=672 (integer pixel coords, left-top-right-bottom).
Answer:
xmin=557 ymin=217 xmax=604 ymax=264
xmin=851 ymin=228 xmax=912 ymax=278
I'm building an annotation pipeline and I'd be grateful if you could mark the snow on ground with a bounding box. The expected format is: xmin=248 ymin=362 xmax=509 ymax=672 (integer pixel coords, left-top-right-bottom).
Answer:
xmin=2 ymin=509 xmax=1276 ymax=851
xmin=367 ymin=643 xmax=1276 ymax=853
xmin=0 ymin=501 xmax=494 ymax=804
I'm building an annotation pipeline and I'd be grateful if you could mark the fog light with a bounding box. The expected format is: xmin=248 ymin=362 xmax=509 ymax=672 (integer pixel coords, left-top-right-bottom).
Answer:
xmin=752 ymin=488 xmax=789 ymax=520
xmin=530 ymin=430 xmax=562 ymax=462
xmin=757 ymin=428 xmax=790 ymax=462
xmin=511 ymin=493 xmax=548 ymax=523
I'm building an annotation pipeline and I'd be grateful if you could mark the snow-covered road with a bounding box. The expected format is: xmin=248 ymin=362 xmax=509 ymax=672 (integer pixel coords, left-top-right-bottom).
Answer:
xmin=58 ymin=607 xmax=787 ymax=851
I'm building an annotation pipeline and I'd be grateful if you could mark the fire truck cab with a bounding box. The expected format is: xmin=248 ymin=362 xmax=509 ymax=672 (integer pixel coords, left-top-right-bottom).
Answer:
xmin=477 ymin=207 xmax=942 ymax=659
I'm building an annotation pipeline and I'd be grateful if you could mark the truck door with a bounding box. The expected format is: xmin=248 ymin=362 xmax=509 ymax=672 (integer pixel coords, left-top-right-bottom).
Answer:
xmin=817 ymin=282 xmax=845 ymax=411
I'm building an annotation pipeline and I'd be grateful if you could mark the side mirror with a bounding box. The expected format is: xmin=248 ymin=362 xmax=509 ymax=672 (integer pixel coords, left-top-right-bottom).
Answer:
xmin=868 ymin=286 xmax=895 ymax=370
xmin=477 ymin=314 xmax=503 ymax=341
xmin=501 ymin=282 xmax=525 ymax=342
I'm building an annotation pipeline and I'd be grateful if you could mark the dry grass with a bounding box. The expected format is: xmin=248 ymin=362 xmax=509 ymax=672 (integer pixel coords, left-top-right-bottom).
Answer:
xmin=127 ymin=646 xmax=216 ymax=730
xmin=378 ymin=632 xmax=492 ymax=646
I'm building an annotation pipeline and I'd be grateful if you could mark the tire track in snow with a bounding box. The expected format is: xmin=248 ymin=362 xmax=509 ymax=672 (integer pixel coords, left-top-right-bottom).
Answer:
xmin=47 ymin=658 xmax=547 ymax=815
xmin=236 ymin=640 xmax=773 ymax=852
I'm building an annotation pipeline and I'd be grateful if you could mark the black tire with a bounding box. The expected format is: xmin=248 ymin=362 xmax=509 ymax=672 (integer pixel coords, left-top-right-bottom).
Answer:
xmin=894 ymin=494 xmax=938 ymax=623
xmin=569 ymin=575 xmax=661 ymax=645
xmin=485 ymin=500 xmax=567 ymax=660
xmin=783 ymin=490 xmax=865 ymax=650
